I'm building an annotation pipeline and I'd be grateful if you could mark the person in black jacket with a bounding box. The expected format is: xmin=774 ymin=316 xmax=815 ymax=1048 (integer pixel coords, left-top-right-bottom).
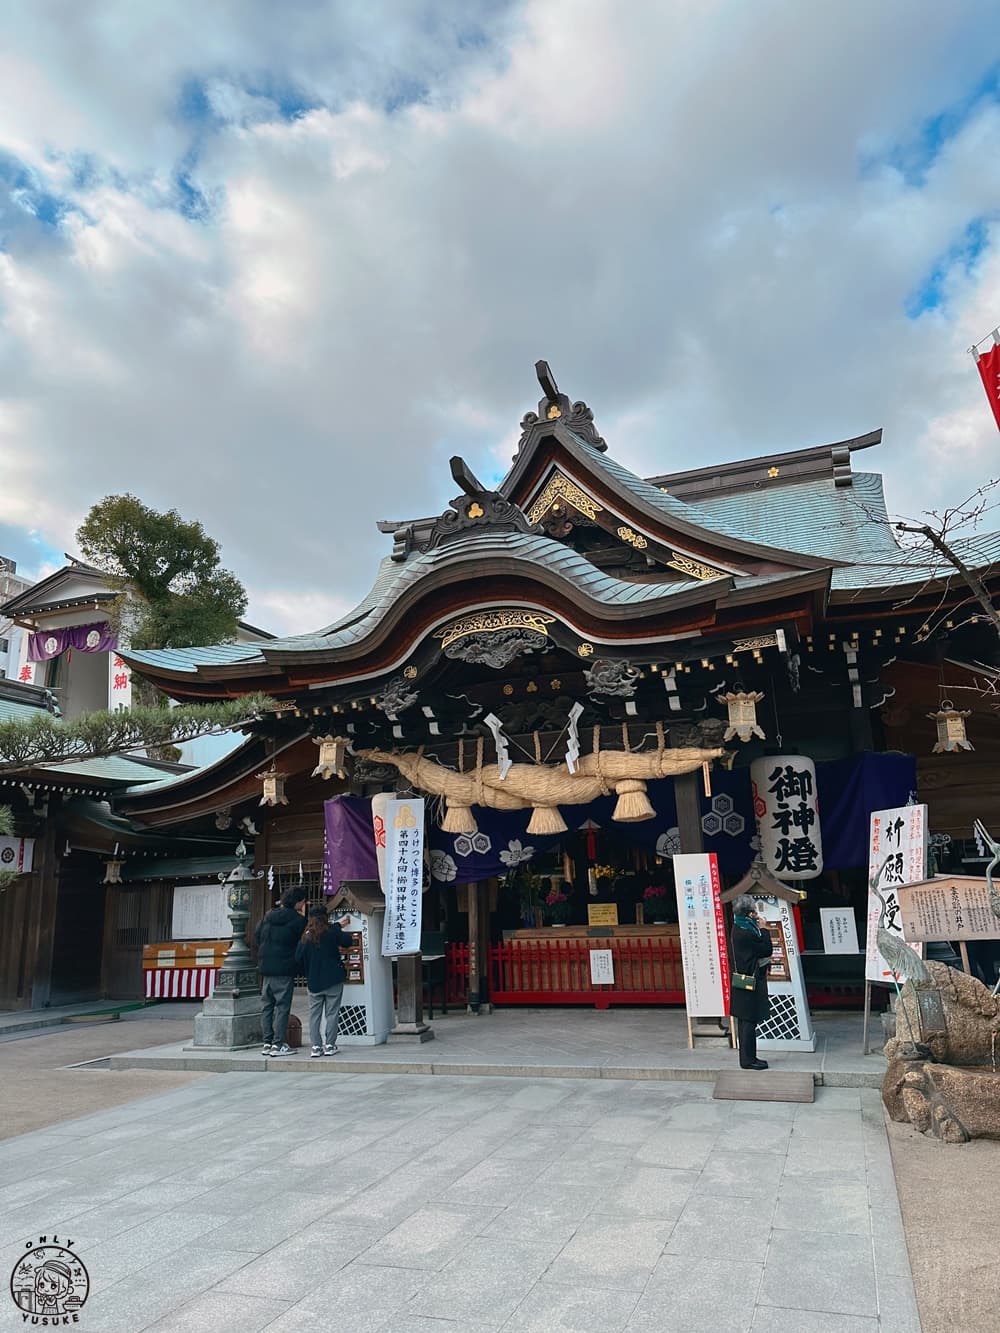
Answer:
xmin=255 ymin=886 xmax=307 ymax=1056
xmin=295 ymin=906 xmax=354 ymax=1057
xmin=730 ymin=894 xmax=774 ymax=1071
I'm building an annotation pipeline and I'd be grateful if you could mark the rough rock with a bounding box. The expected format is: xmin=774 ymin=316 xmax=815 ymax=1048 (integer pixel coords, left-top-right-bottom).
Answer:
xmin=889 ymin=962 xmax=1000 ymax=1066
xmin=883 ymin=1056 xmax=1000 ymax=1143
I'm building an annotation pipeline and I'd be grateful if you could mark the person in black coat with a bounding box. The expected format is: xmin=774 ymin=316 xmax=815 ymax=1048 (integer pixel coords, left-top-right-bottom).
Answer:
xmin=255 ymin=886 xmax=307 ymax=1056
xmin=295 ymin=906 xmax=355 ymax=1056
xmin=730 ymin=893 xmax=774 ymax=1070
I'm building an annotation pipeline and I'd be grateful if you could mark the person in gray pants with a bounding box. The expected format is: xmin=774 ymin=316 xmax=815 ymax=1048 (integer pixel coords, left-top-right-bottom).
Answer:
xmin=255 ymin=886 xmax=307 ymax=1056
xmin=295 ymin=905 xmax=354 ymax=1056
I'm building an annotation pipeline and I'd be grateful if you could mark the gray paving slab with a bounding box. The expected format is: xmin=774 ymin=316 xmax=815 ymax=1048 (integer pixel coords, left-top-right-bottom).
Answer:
xmin=751 ymin=1311 xmax=879 ymax=1332
xmin=504 ymin=1279 xmax=640 ymax=1332
xmin=664 ymin=1193 xmax=772 ymax=1263
xmin=628 ymin=1256 xmax=764 ymax=1332
xmin=759 ymin=1228 xmax=878 ymax=1318
xmin=546 ymin=1214 xmax=676 ymax=1291
xmin=407 ymin=1236 xmax=563 ymax=1327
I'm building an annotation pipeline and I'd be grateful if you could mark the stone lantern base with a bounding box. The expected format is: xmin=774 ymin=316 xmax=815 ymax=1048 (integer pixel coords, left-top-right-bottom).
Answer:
xmin=192 ymin=987 xmax=262 ymax=1050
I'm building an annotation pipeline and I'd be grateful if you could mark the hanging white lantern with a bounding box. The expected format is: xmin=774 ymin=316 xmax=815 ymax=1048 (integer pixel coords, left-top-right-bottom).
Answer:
xmin=721 ymin=689 xmax=765 ymax=743
xmin=750 ymin=754 xmax=823 ymax=880
xmin=312 ymin=736 xmax=348 ymax=780
xmin=102 ymin=858 xmax=124 ymax=885
xmin=928 ymin=701 xmax=973 ymax=754
xmin=258 ymin=768 xmax=289 ymax=806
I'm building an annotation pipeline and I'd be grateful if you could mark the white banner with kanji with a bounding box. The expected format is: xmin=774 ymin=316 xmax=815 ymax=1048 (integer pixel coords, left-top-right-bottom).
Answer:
xmin=380 ymin=798 xmax=424 ymax=958
xmin=673 ymin=852 xmax=729 ymax=1017
xmin=866 ymin=804 xmax=926 ymax=983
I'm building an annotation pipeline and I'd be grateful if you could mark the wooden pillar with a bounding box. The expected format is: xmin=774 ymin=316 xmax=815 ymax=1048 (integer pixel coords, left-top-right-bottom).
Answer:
xmin=99 ymin=883 xmax=117 ymax=998
xmin=848 ymin=705 xmax=875 ymax=753
xmin=675 ymin=770 xmax=705 ymax=854
xmin=467 ymin=879 xmax=481 ymax=1014
xmin=28 ymin=815 xmax=61 ymax=1009
xmin=478 ymin=880 xmax=493 ymax=1015
xmin=389 ymin=954 xmax=433 ymax=1041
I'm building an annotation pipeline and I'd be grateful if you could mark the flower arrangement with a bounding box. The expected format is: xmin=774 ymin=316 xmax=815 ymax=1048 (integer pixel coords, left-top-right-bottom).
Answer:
xmin=544 ymin=885 xmax=570 ymax=924
xmin=643 ymin=883 xmax=669 ymax=922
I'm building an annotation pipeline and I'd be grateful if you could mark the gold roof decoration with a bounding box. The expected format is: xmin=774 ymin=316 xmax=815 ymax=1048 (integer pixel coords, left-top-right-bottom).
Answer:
xmin=526 ymin=472 xmax=603 ymax=524
xmin=435 ymin=610 xmax=555 ymax=652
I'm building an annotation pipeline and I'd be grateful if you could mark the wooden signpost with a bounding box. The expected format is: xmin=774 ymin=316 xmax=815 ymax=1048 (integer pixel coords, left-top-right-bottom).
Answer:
xmin=897 ymin=875 xmax=1000 ymax=976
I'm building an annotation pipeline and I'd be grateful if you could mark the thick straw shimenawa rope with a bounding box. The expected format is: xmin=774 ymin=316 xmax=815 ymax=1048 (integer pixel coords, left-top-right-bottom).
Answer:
xmin=358 ymin=742 xmax=724 ymax=834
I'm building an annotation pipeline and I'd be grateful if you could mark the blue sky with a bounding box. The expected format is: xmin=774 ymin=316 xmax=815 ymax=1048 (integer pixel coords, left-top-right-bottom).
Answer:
xmin=2 ymin=1 xmax=1000 ymax=634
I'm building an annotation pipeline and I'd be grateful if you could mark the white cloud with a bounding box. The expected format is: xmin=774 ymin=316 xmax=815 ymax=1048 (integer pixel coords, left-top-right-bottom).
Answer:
xmin=1 ymin=1 xmax=1000 ymax=635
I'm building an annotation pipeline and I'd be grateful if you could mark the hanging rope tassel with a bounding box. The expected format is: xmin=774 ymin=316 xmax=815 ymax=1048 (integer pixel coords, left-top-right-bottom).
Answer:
xmin=613 ymin=778 xmax=656 ymax=822
xmin=527 ymin=805 xmax=568 ymax=835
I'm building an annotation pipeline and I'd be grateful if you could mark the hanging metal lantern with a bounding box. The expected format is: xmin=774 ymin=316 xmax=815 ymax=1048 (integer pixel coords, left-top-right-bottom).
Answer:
xmin=258 ymin=767 xmax=289 ymax=806
xmin=721 ymin=689 xmax=765 ymax=743
xmin=102 ymin=858 xmax=124 ymax=885
xmin=928 ymin=700 xmax=973 ymax=753
xmin=312 ymin=736 xmax=348 ymax=780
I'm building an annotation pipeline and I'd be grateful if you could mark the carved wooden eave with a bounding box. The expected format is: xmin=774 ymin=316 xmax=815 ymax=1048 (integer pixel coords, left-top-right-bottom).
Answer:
xmin=503 ymin=421 xmax=843 ymax=579
xmin=120 ymin=543 xmax=827 ymax=704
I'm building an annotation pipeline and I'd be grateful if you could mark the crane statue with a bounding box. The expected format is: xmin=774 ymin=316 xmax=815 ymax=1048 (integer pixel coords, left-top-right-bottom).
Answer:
xmin=971 ymin=818 xmax=1000 ymax=996
xmin=870 ymin=854 xmax=931 ymax=1051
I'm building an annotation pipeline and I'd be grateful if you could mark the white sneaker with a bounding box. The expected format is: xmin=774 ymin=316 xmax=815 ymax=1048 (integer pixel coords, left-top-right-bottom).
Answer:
xmin=310 ymin=1046 xmax=323 ymax=1059
xmin=262 ymin=1043 xmax=273 ymax=1055
xmin=323 ymin=1044 xmax=338 ymax=1056
xmin=270 ymin=1043 xmax=293 ymax=1057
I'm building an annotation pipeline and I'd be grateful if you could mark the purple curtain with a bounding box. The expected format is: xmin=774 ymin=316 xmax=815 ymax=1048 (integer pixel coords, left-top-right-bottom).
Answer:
xmin=323 ymin=795 xmax=380 ymax=892
xmin=28 ymin=621 xmax=118 ymax=662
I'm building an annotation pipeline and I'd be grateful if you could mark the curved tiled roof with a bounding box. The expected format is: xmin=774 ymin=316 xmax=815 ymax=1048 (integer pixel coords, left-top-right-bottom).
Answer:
xmin=125 ymin=529 xmax=730 ymax=675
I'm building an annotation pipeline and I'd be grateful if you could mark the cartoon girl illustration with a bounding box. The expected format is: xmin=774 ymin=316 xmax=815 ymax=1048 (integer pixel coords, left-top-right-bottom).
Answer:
xmin=15 ymin=1258 xmax=76 ymax=1315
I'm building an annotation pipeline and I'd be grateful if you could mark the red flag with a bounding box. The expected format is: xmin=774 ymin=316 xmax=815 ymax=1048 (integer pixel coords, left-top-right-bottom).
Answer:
xmin=975 ymin=343 xmax=1000 ymax=431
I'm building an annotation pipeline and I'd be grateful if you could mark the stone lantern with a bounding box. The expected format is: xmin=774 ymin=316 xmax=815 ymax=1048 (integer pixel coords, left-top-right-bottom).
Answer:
xmin=191 ymin=841 xmax=265 ymax=1050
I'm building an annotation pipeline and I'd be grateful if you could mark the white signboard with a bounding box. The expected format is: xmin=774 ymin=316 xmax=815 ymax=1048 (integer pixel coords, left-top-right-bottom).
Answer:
xmin=171 ymin=883 xmax=231 ymax=940
xmin=589 ymin=948 xmax=615 ymax=985
xmin=866 ymin=804 xmax=926 ymax=983
xmin=820 ymin=907 xmax=860 ymax=956
xmin=0 ymin=836 xmax=34 ymax=874
xmin=108 ymin=650 xmax=132 ymax=710
xmin=750 ymin=755 xmax=823 ymax=880
xmin=673 ymin=852 xmax=729 ymax=1017
xmin=381 ymin=797 xmax=425 ymax=958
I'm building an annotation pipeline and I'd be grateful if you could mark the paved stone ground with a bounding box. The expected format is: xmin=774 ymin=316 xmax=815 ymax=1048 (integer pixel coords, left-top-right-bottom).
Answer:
xmin=0 ymin=1068 xmax=919 ymax=1333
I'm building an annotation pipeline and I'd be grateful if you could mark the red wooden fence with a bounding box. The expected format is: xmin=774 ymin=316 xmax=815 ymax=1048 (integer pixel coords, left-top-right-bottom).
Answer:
xmin=446 ymin=941 xmax=867 ymax=1010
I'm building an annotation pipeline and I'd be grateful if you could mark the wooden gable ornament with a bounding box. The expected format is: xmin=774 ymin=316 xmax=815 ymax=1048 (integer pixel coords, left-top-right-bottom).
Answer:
xmin=721 ymin=855 xmax=806 ymax=906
